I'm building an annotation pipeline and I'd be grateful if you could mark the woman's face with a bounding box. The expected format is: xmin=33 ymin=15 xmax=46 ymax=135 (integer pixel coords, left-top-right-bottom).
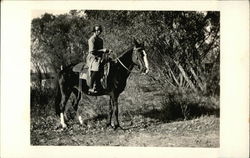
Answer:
xmin=94 ymin=26 xmax=102 ymax=36
xmin=95 ymin=29 xmax=102 ymax=36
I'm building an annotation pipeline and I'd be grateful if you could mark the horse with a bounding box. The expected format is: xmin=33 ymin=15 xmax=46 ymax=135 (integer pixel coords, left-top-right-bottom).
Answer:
xmin=55 ymin=39 xmax=149 ymax=129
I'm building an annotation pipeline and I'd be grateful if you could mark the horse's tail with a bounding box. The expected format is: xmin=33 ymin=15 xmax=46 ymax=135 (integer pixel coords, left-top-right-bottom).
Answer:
xmin=54 ymin=78 xmax=61 ymax=116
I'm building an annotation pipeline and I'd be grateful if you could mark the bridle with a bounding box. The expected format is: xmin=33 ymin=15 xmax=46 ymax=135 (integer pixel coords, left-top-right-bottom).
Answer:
xmin=116 ymin=47 xmax=145 ymax=74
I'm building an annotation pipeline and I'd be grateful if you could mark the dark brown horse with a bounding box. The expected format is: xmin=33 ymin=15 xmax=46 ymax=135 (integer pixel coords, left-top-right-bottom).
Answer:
xmin=55 ymin=39 xmax=149 ymax=129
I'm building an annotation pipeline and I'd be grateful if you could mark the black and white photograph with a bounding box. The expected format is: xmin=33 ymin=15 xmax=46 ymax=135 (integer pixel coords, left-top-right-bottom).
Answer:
xmin=1 ymin=1 xmax=249 ymax=158
xmin=30 ymin=10 xmax=220 ymax=147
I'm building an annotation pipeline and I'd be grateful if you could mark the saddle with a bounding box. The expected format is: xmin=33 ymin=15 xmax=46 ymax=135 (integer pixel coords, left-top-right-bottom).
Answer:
xmin=73 ymin=62 xmax=110 ymax=90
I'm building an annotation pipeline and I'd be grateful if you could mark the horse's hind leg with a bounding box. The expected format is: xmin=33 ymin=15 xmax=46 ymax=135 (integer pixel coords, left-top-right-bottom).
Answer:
xmin=59 ymin=88 xmax=71 ymax=128
xmin=72 ymin=88 xmax=83 ymax=125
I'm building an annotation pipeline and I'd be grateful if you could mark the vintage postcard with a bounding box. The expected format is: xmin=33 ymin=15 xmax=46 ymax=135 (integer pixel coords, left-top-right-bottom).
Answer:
xmin=1 ymin=1 xmax=249 ymax=158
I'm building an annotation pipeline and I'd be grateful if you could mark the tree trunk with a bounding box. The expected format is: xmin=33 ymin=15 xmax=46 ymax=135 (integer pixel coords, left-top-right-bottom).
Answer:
xmin=190 ymin=67 xmax=205 ymax=91
xmin=174 ymin=61 xmax=197 ymax=92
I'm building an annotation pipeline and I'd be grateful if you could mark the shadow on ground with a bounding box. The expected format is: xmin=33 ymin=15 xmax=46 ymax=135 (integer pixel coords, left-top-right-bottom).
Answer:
xmin=87 ymin=114 xmax=108 ymax=122
xmin=142 ymin=103 xmax=220 ymax=123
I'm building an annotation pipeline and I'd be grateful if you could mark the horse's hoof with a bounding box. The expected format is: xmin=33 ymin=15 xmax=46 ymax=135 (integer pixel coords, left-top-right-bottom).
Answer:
xmin=81 ymin=122 xmax=88 ymax=127
xmin=62 ymin=123 xmax=67 ymax=129
xmin=106 ymin=123 xmax=111 ymax=128
xmin=78 ymin=116 xmax=83 ymax=125
xmin=112 ymin=125 xmax=120 ymax=130
xmin=54 ymin=124 xmax=61 ymax=130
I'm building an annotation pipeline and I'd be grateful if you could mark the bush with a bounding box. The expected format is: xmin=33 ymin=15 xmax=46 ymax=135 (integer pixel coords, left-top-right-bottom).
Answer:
xmin=161 ymin=89 xmax=219 ymax=121
xmin=31 ymin=85 xmax=56 ymax=107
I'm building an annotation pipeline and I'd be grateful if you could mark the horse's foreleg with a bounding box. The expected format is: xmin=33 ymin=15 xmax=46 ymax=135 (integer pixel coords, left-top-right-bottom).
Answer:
xmin=111 ymin=94 xmax=120 ymax=129
xmin=60 ymin=112 xmax=67 ymax=128
xmin=113 ymin=98 xmax=119 ymax=129
xmin=106 ymin=96 xmax=113 ymax=127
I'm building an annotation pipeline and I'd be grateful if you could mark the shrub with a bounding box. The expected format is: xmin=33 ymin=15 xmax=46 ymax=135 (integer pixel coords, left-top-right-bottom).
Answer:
xmin=161 ymin=89 xmax=219 ymax=121
xmin=30 ymin=84 xmax=56 ymax=113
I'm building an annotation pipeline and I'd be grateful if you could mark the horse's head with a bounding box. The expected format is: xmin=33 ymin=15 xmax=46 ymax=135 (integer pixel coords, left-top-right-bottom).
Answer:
xmin=131 ymin=39 xmax=149 ymax=74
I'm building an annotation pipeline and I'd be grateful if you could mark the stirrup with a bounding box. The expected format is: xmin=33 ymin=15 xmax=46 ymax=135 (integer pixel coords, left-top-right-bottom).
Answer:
xmin=88 ymin=88 xmax=97 ymax=93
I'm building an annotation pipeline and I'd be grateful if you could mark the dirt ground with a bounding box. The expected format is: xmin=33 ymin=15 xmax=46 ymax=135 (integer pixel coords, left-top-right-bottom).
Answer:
xmin=31 ymin=81 xmax=219 ymax=147
xmin=31 ymin=111 xmax=219 ymax=147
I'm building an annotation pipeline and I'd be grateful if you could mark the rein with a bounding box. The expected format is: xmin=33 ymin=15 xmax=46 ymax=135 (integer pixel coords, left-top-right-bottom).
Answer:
xmin=116 ymin=58 xmax=142 ymax=74
xmin=117 ymin=58 xmax=132 ymax=72
xmin=115 ymin=47 xmax=145 ymax=74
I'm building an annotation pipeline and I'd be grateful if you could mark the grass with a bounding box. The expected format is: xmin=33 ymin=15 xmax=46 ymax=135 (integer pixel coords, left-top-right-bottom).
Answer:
xmin=31 ymin=109 xmax=219 ymax=147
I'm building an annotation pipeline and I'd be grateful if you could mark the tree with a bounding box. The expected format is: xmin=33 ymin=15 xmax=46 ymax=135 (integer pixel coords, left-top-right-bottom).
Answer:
xmin=31 ymin=12 xmax=90 ymax=74
xmin=31 ymin=10 xmax=220 ymax=96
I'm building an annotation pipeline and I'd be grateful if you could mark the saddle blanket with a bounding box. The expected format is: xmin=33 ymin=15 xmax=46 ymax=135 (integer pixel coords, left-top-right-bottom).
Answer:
xmin=73 ymin=62 xmax=110 ymax=89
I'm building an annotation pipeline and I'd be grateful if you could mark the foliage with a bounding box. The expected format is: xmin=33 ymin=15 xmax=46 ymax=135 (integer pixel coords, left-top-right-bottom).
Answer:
xmin=161 ymin=89 xmax=219 ymax=121
xmin=31 ymin=11 xmax=89 ymax=73
xmin=31 ymin=76 xmax=57 ymax=108
xmin=31 ymin=10 xmax=219 ymax=96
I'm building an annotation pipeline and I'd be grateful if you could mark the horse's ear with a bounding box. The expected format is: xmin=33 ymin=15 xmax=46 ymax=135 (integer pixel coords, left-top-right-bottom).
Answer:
xmin=133 ymin=38 xmax=139 ymax=47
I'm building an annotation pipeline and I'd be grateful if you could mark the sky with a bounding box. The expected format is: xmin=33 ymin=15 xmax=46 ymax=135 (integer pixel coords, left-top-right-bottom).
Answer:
xmin=31 ymin=10 xmax=71 ymax=19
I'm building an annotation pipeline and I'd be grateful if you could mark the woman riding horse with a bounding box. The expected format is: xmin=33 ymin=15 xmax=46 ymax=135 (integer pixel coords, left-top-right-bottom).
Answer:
xmin=55 ymin=39 xmax=149 ymax=129
xmin=87 ymin=25 xmax=109 ymax=93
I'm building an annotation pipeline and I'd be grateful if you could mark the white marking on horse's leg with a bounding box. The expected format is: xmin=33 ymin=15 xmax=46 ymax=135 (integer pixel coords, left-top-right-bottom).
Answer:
xmin=78 ymin=116 xmax=83 ymax=125
xmin=143 ymin=50 xmax=149 ymax=73
xmin=60 ymin=113 xmax=67 ymax=128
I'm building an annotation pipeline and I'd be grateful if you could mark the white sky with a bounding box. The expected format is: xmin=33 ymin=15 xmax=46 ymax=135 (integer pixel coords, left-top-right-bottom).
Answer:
xmin=31 ymin=10 xmax=71 ymax=19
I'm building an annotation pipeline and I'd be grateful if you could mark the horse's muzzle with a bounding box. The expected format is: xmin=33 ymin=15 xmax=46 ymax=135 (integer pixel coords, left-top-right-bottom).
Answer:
xmin=141 ymin=67 xmax=149 ymax=75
